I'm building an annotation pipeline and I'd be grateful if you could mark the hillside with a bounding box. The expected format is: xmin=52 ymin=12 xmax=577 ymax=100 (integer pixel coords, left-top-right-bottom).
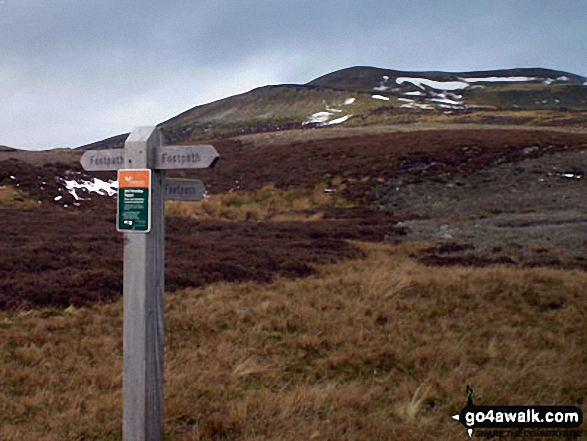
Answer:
xmin=76 ymin=65 xmax=587 ymax=150
xmin=2 ymin=125 xmax=587 ymax=440
xmin=307 ymin=66 xmax=587 ymax=90
xmin=3 ymin=67 xmax=587 ymax=439
xmin=160 ymin=66 xmax=587 ymax=144
xmin=3 ymin=126 xmax=587 ymax=309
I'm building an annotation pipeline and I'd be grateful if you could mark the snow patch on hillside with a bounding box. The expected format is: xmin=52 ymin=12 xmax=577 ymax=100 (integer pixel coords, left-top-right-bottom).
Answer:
xmin=373 ymin=75 xmax=392 ymax=92
xmin=305 ymin=111 xmax=334 ymax=125
xmin=304 ymin=101 xmax=354 ymax=126
xmin=60 ymin=177 xmax=118 ymax=201
xmin=391 ymin=73 xmax=577 ymax=111
xmin=395 ymin=74 xmax=575 ymax=94
xmin=396 ymin=77 xmax=470 ymax=91
xmin=461 ymin=76 xmax=538 ymax=83
xmin=429 ymin=96 xmax=462 ymax=106
xmin=398 ymin=98 xmax=434 ymax=110
xmin=397 ymin=89 xmax=466 ymax=110
xmin=404 ymin=91 xmax=426 ymax=96
xmin=327 ymin=115 xmax=352 ymax=125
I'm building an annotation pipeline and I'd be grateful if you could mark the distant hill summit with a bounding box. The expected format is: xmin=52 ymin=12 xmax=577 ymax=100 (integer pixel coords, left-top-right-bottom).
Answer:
xmin=307 ymin=66 xmax=586 ymax=91
xmin=78 ymin=66 xmax=587 ymax=150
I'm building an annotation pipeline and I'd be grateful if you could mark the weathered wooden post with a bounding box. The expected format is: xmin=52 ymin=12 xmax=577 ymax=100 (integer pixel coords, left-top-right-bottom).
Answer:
xmin=80 ymin=126 xmax=219 ymax=441
xmin=122 ymin=127 xmax=165 ymax=441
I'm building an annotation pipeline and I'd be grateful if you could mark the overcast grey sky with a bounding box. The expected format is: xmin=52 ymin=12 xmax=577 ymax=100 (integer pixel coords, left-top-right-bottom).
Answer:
xmin=2 ymin=0 xmax=586 ymax=150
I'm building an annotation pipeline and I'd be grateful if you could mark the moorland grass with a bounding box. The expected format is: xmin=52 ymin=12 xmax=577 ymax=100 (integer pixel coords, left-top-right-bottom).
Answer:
xmin=1 ymin=242 xmax=586 ymax=440
xmin=165 ymin=183 xmax=351 ymax=221
xmin=0 ymin=185 xmax=38 ymax=209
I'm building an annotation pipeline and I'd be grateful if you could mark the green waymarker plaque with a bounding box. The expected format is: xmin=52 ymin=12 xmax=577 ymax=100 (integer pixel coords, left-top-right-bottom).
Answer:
xmin=117 ymin=169 xmax=151 ymax=233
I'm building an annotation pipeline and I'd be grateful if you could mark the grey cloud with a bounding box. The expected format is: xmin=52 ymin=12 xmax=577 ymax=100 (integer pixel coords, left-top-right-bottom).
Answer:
xmin=1 ymin=0 xmax=586 ymax=149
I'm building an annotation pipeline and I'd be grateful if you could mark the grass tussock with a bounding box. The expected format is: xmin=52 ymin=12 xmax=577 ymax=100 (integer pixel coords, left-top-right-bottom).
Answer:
xmin=1 ymin=242 xmax=587 ymax=440
xmin=166 ymin=183 xmax=351 ymax=221
xmin=0 ymin=185 xmax=38 ymax=209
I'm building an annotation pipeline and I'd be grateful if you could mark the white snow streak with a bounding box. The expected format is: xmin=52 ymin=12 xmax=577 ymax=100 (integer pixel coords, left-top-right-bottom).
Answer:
xmin=304 ymin=101 xmax=353 ymax=126
xmin=386 ymin=73 xmax=577 ymax=111
xmin=429 ymin=96 xmax=462 ymax=106
xmin=395 ymin=75 xmax=561 ymax=92
xmin=398 ymin=98 xmax=434 ymax=110
xmin=461 ymin=76 xmax=538 ymax=83
xmin=372 ymin=95 xmax=390 ymax=101
xmin=326 ymin=115 xmax=352 ymax=125
xmin=396 ymin=77 xmax=470 ymax=91
xmin=403 ymin=91 xmax=426 ymax=96
xmin=62 ymin=178 xmax=118 ymax=201
xmin=305 ymin=111 xmax=333 ymax=125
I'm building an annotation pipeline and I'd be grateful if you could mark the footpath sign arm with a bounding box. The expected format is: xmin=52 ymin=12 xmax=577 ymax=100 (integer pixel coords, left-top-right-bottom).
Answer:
xmin=80 ymin=148 xmax=125 ymax=171
xmin=122 ymin=127 xmax=165 ymax=441
xmin=80 ymin=145 xmax=219 ymax=171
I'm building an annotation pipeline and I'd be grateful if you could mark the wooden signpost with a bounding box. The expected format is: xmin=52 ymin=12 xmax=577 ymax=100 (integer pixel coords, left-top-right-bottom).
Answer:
xmin=81 ymin=126 xmax=219 ymax=441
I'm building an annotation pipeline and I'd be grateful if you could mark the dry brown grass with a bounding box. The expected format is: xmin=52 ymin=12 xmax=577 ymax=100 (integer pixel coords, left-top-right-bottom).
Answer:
xmin=1 ymin=242 xmax=586 ymax=440
xmin=165 ymin=183 xmax=350 ymax=221
xmin=0 ymin=185 xmax=38 ymax=209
